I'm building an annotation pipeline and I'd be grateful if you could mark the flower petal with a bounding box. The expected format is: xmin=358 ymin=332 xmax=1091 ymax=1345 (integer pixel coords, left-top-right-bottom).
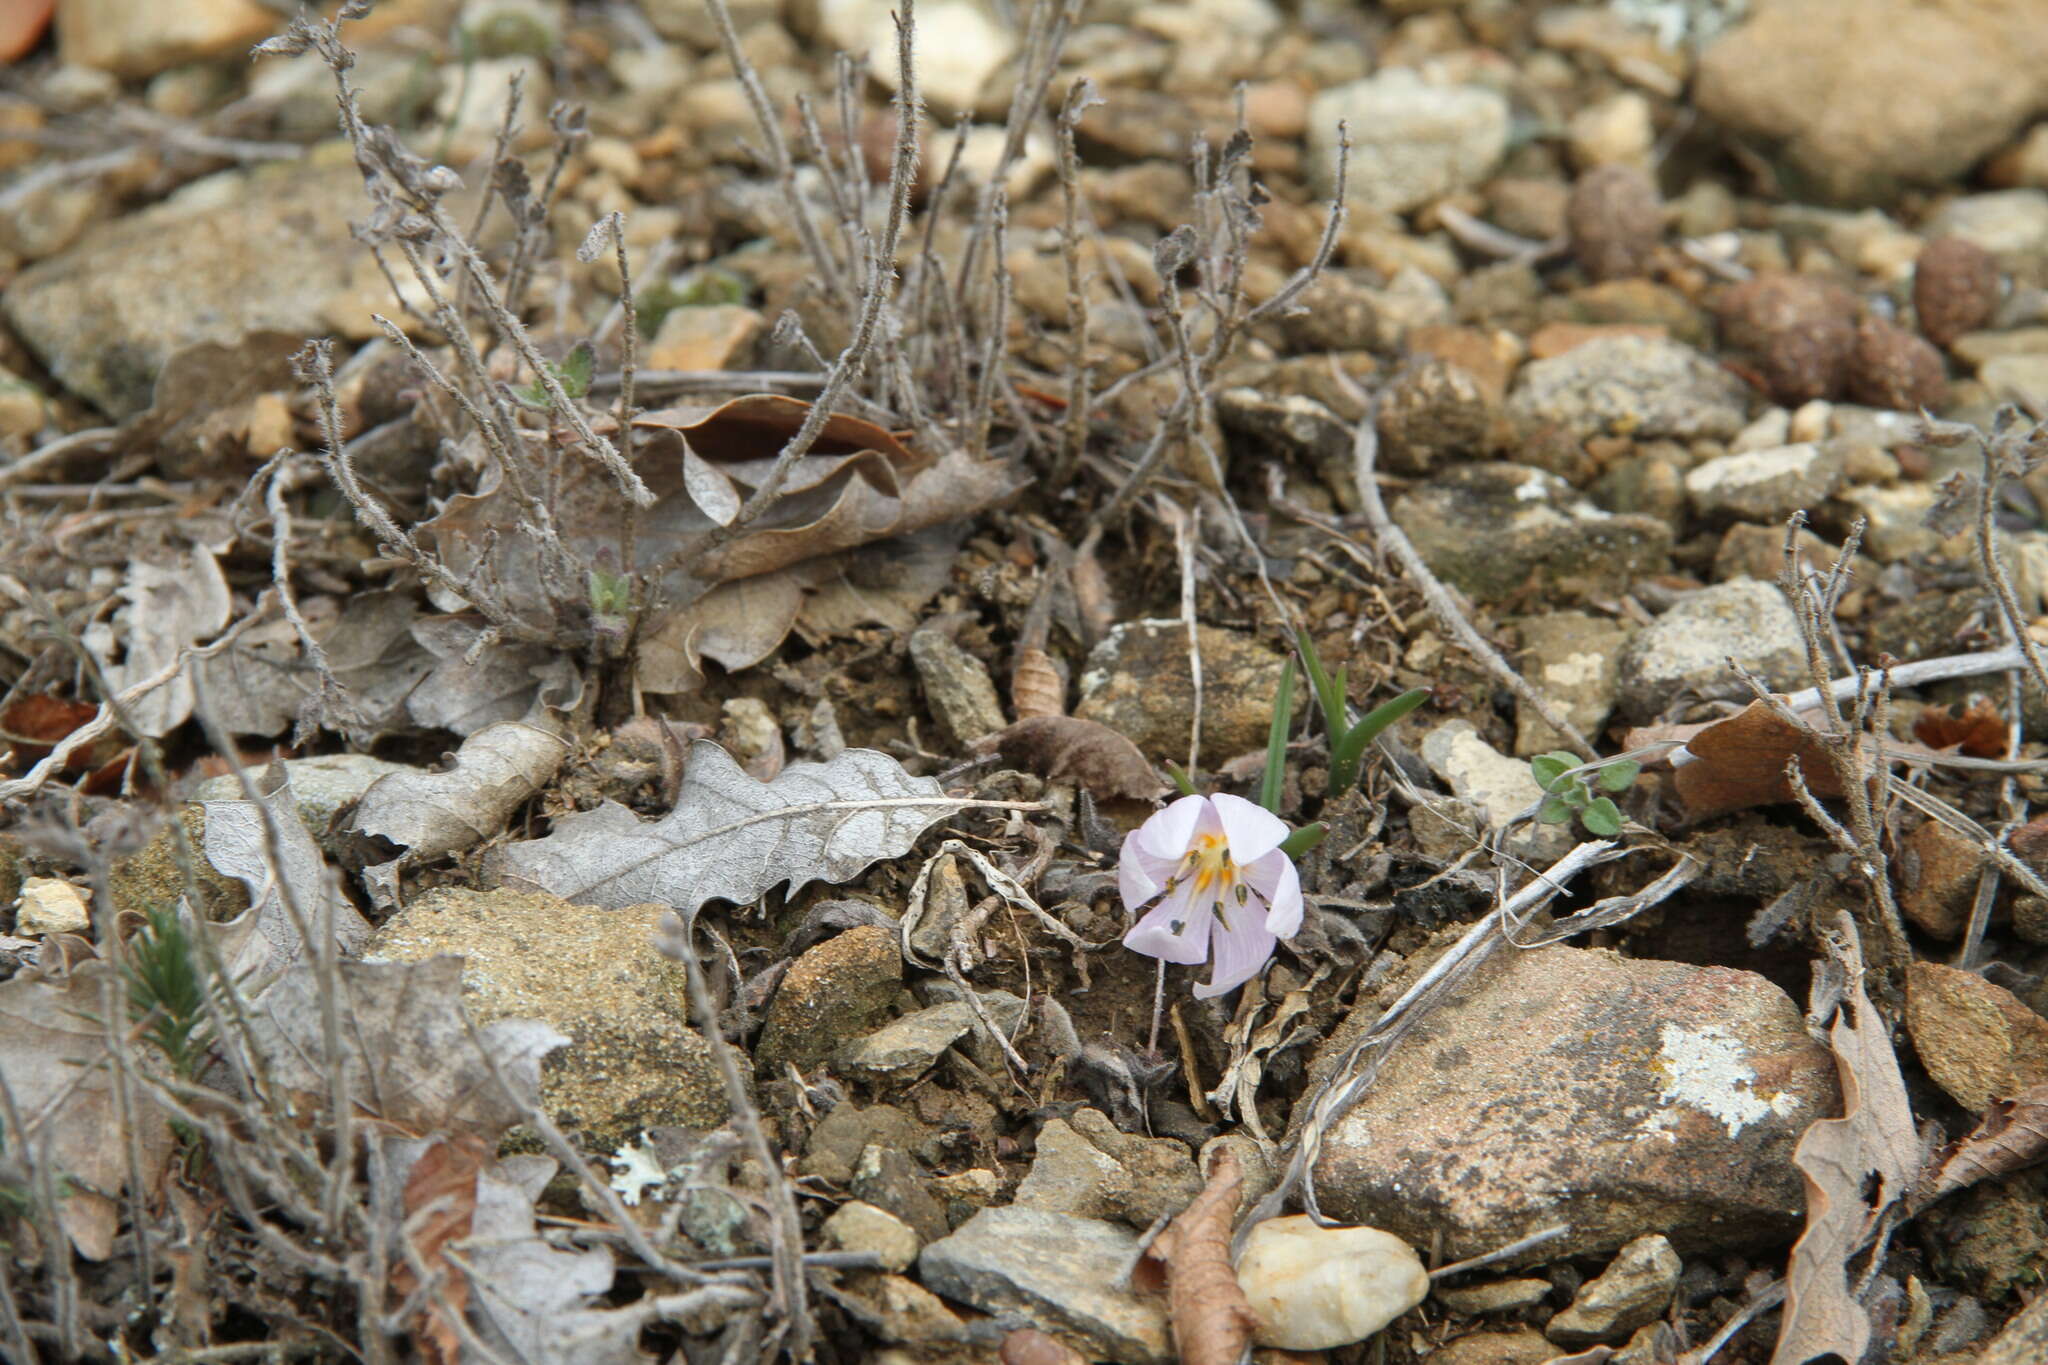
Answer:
xmin=1194 ymin=904 xmax=1278 ymax=998
xmin=1123 ymin=881 xmax=1212 ymax=965
xmin=1134 ymin=794 xmax=1214 ymax=862
xmin=1118 ymin=838 xmax=1180 ymax=911
xmin=1211 ymin=792 xmax=1289 ymax=865
xmin=1244 ymin=850 xmax=1304 ymax=938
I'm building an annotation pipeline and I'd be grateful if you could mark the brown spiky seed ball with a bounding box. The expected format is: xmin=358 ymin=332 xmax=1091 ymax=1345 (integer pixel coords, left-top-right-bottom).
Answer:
xmin=1847 ymin=316 xmax=1948 ymax=412
xmin=1912 ymin=235 xmax=1999 ymax=349
xmin=1566 ymin=164 xmax=1663 ymax=282
xmin=1715 ymin=271 xmax=1861 ymax=403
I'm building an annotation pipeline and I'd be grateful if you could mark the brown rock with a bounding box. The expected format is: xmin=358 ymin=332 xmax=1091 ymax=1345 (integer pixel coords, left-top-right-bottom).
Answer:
xmin=1915 ymin=236 xmax=2002 ymax=349
xmin=59 ymin=0 xmax=275 ymax=78
xmin=1075 ymin=621 xmax=1288 ymax=768
xmin=1404 ymin=324 xmax=1520 ymax=404
xmin=1566 ymin=164 xmax=1663 ymax=282
xmin=1905 ymin=961 xmax=2048 ymax=1112
xmin=757 ymin=925 xmax=903 ymax=1074
xmin=1376 ymin=357 xmax=1496 ymax=474
xmin=1310 ymin=944 xmax=1838 ymax=1261
xmin=1847 ymin=315 xmax=1949 ymax=411
xmin=1527 ymin=321 xmax=1668 ymax=360
xmin=1695 ymin=0 xmax=2048 ymax=205
xmin=644 ymin=305 xmax=763 ymax=371
xmin=1898 ymin=820 xmax=1986 ymax=940
xmin=1421 ymin=1329 xmax=1557 ymax=1365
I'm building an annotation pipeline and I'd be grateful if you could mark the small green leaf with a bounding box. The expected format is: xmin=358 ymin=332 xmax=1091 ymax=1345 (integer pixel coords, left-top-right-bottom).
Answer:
xmin=1278 ymin=821 xmax=1326 ymax=858
xmin=1560 ymin=775 xmax=1592 ymax=806
xmin=1537 ymin=794 xmax=1574 ymax=824
xmin=512 ymin=376 xmax=552 ymax=409
xmin=1164 ymin=761 xmax=1199 ymax=798
xmin=1597 ymin=759 xmax=1642 ymax=793
xmin=1529 ymin=753 xmax=1574 ymax=791
xmin=1260 ymin=661 xmax=1296 ymax=814
xmin=558 ymin=340 xmax=595 ymax=400
xmin=588 ymin=567 xmax=633 ymax=617
xmin=1581 ymin=797 xmax=1623 ymax=837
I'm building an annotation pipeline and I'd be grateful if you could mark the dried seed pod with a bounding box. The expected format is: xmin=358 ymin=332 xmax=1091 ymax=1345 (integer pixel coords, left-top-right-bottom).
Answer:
xmin=1913 ymin=235 xmax=2000 ymax=349
xmin=1848 ymin=315 xmax=1948 ymax=411
xmin=1760 ymin=314 xmax=1858 ymax=406
xmin=1715 ymin=271 xmax=1861 ymax=403
xmin=1010 ymin=645 xmax=1065 ymax=719
xmin=1566 ymin=164 xmax=1663 ymax=282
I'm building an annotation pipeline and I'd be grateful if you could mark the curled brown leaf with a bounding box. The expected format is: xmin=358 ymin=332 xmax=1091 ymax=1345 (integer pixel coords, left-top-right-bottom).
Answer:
xmin=1916 ymin=1083 xmax=2048 ymax=1208
xmin=976 ymin=715 xmax=1165 ymax=800
xmin=1142 ymin=1147 xmax=1259 ymax=1365
xmin=1912 ymin=697 xmax=2006 ymax=758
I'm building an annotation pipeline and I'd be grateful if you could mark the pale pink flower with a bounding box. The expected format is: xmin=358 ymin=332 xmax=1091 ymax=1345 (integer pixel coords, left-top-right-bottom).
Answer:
xmin=1119 ymin=793 xmax=1305 ymax=998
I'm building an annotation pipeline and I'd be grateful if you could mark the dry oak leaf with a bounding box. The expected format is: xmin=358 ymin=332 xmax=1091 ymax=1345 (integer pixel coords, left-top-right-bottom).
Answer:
xmin=248 ymin=956 xmax=566 ymax=1141
xmin=415 ymin=394 xmax=1021 ymax=695
xmin=1630 ymin=702 xmax=1941 ymax=822
xmin=975 ymin=715 xmax=1167 ymax=800
xmin=0 ymin=937 xmax=177 ymax=1260
xmin=1911 ymin=697 xmax=2006 ymax=758
xmin=348 ymin=716 xmax=570 ymax=907
xmin=1139 ymin=1146 xmax=1258 ymax=1365
xmin=392 ymin=1132 xmax=492 ymax=1365
xmin=495 ymin=740 xmax=961 ymax=916
xmin=201 ymin=762 xmax=372 ymax=986
xmin=1773 ymin=913 xmax=1920 ymax=1365
xmin=1916 ymin=1082 xmax=2048 ymax=1208
xmin=1904 ymin=960 xmax=2048 ymax=1113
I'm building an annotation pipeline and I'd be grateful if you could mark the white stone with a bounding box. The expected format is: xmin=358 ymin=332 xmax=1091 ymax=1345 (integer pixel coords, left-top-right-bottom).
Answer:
xmin=1729 ymin=407 xmax=1790 ymax=454
xmin=824 ymin=1200 xmax=921 ymax=1272
xmin=1569 ymin=91 xmax=1655 ymax=171
xmin=816 ymin=0 xmax=1016 ymax=116
xmin=1925 ymin=190 xmax=2048 ymax=262
xmin=59 ymin=0 xmax=275 ymax=79
xmin=1308 ymin=69 xmax=1510 ymax=215
xmin=1837 ymin=483 xmax=1942 ymax=563
xmin=17 ymin=878 xmax=91 ymax=937
xmin=1420 ymin=720 xmax=1571 ymax=860
xmin=1235 ymin=1215 xmax=1428 ymax=1350
xmin=1683 ymin=443 xmax=1842 ymax=522
xmin=1981 ymin=354 xmax=2048 ymax=416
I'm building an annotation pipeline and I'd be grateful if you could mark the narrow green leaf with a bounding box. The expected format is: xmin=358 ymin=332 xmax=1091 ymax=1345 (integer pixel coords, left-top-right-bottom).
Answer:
xmin=1529 ymin=754 xmax=1573 ymax=791
xmin=1581 ymin=797 xmax=1623 ymax=837
xmin=1164 ymin=761 xmax=1199 ymax=798
xmin=1293 ymin=628 xmax=1348 ymax=739
xmin=1277 ymin=821 xmax=1326 ymax=858
xmin=1537 ymin=794 xmax=1574 ymax=824
xmin=1331 ymin=688 xmax=1430 ymax=773
xmin=1597 ymin=759 xmax=1642 ymax=793
xmin=1259 ymin=661 xmax=1296 ymax=813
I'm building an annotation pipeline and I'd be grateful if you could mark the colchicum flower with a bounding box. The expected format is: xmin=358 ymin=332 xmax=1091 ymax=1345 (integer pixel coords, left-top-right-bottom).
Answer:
xmin=1119 ymin=793 xmax=1305 ymax=998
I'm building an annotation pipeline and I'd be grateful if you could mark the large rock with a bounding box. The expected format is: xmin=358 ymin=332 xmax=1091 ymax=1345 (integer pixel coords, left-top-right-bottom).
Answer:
xmin=1696 ymin=0 xmax=2048 ymax=205
xmin=59 ymin=0 xmax=275 ymax=78
xmin=1308 ymin=69 xmax=1510 ymax=216
xmin=367 ymin=889 xmax=729 ymax=1150
xmin=1076 ymin=620 xmax=1288 ymax=768
xmin=2 ymin=157 xmax=404 ymax=419
xmin=1684 ymin=443 xmax=1845 ymax=524
xmin=807 ymin=0 xmax=1013 ymax=115
xmin=1389 ymin=463 xmax=1672 ymax=606
xmin=1309 ymin=944 xmax=1837 ymax=1261
xmin=919 ymin=1206 xmax=1170 ymax=1363
xmin=1507 ymin=336 xmax=1751 ymax=442
xmin=1614 ymin=578 xmax=1807 ymax=723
